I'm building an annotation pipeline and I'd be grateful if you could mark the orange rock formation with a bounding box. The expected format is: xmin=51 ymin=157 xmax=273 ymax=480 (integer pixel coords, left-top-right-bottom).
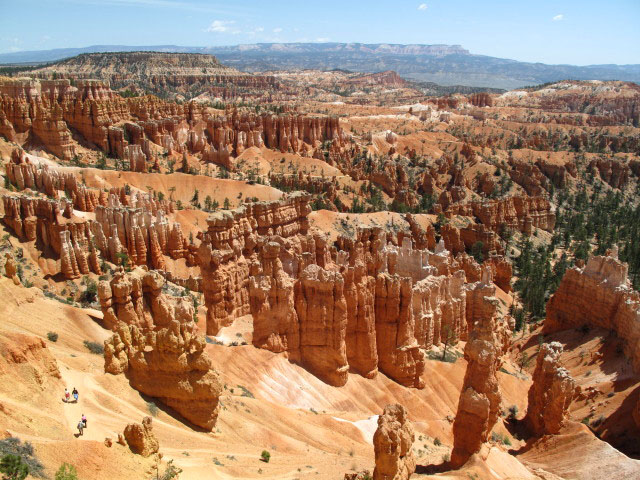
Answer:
xmin=545 ymin=249 xmax=640 ymax=373
xmin=0 ymin=78 xmax=344 ymax=164
xmin=451 ymin=272 xmax=511 ymax=467
xmin=123 ymin=416 xmax=159 ymax=457
xmin=373 ymin=404 xmax=416 ymax=480
xmin=199 ymin=195 xmax=514 ymax=389
xmin=525 ymin=342 xmax=575 ymax=436
xmin=101 ymin=267 xmax=222 ymax=430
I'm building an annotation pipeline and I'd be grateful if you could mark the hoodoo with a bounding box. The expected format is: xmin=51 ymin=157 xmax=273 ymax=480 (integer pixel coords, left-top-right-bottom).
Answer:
xmin=100 ymin=267 xmax=222 ymax=430
xmin=373 ymin=404 xmax=416 ymax=480
xmin=525 ymin=342 xmax=575 ymax=436
xmin=451 ymin=273 xmax=511 ymax=468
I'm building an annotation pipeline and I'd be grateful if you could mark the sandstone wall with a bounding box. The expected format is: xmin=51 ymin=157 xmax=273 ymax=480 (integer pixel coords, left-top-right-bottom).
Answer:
xmin=1 ymin=183 xmax=192 ymax=280
xmin=199 ymin=195 xmax=511 ymax=389
xmin=545 ymin=251 xmax=640 ymax=373
xmin=0 ymin=78 xmax=344 ymax=163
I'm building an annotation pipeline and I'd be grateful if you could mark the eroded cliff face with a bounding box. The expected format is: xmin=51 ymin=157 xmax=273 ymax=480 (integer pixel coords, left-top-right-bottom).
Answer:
xmin=205 ymin=111 xmax=344 ymax=158
xmin=545 ymin=250 xmax=640 ymax=373
xmin=296 ymin=263 xmax=350 ymax=386
xmin=451 ymin=278 xmax=511 ymax=468
xmin=198 ymin=195 xmax=513 ymax=389
xmin=373 ymin=404 xmax=416 ymax=480
xmin=446 ymin=196 xmax=556 ymax=237
xmin=0 ymin=331 xmax=62 ymax=385
xmin=198 ymin=192 xmax=311 ymax=334
xmin=0 ymin=78 xmax=345 ymax=166
xmin=525 ymin=342 xmax=575 ymax=436
xmin=1 ymin=168 xmax=196 ymax=281
xmin=100 ymin=267 xmax=222 ymax=431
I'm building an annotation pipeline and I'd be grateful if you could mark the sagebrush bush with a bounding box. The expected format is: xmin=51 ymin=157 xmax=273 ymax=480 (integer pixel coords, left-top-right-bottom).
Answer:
xmin=83 ymin=340 xmax=104 ymax=355
xmin=55 ymin=463 xmax=78 ymax=480
xmin=147 ymin=401 xmax=159 ymax=417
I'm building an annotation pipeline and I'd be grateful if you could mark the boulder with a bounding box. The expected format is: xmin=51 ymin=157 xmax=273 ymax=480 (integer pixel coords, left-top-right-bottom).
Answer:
xmin=123 ymin=416 xmax=159 ymax=457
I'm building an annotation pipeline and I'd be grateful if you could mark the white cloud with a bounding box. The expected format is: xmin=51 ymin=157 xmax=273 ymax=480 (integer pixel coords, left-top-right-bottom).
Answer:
xmin=552 ymin=14 xmax=564 ymax=21
xmin=273 ymin=27 xmax=283 ymax=33
xmin=67 ymin=0 xmax=235 ymax=15
xmin=247 ymin=26 xmax=264 ymax=36
xmin=1 ymin=37 xmax=22 ymax=53
xmin=206 ymin=20 xmax=235 ymax=33
xmin=316 ymin=37 xmax=330 ymax=42
xmin=418 ymin=3 xmax=427 ymax=10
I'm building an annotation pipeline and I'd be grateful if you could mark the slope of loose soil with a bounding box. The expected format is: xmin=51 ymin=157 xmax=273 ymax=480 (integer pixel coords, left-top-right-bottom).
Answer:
xmin=0 ymin=276 xmax=537 ymax=479
xmin=518 ymin=422 xmax=640 ymax=480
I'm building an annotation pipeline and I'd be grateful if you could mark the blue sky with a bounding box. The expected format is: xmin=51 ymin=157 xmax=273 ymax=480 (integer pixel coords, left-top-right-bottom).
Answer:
xmin=1 ymin=0 xmax=639 ymax=65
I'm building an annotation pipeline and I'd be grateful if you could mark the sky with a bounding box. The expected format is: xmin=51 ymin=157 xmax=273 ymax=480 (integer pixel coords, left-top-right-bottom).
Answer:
xmin=1 ymin=0 xmax=639 ymax=65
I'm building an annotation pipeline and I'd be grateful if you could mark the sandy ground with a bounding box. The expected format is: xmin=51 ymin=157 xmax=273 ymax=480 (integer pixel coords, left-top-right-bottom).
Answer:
xmin=0 ymin=276 xmax=542 ymax=480
xmin=1 ymin=253 xmax=639 ymax=479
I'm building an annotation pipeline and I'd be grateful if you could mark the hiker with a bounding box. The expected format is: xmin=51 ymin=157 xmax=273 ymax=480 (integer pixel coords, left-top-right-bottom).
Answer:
xmin=81 ymin=414 xmax=87 ymax=428
xmin=72 ymin=388 xmax=79 ymax=403
xmin=77 ymin=420 xmax=84 ymax=436
xmin=64 ymin=388 xmax=70 ymax=403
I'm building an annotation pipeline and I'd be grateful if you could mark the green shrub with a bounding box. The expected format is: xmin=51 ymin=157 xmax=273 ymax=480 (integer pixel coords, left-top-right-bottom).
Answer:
xmin=433 ymin=437 xmax=442 ymax=446
xmin=0 ymin=454 xmax=29 ymax=480
xmin=237 ymin=385 xmax=254 ymax=398
xmin=147 ymin=401 xmax=159 ymax=417
xmin=79 ymin=279 xmax=98 ymax=305
xmin=159 ymin=460 xmax=182 ymax=480
xmin=55 ymin=463 xmax=78 ymax=480
xmin=260 ymin=450 xmax=270 ymax=463
xmin=0 ymin=437 xmax=44 ymax=478
xmin=83 ymin=340 xmax=104 ymax=355
xmin=47 ymin=332 xmax=59 ymax=342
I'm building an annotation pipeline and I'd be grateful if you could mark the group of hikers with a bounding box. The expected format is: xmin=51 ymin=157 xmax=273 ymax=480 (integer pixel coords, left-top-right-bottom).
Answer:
xmin=63 ymin=387 xmax=88 ymax=436
xmin=63 ymin=387 xmax=79 ymax=403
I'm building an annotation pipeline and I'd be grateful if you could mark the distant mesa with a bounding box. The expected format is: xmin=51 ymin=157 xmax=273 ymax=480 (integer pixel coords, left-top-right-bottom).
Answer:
xmin=2 ymin=43 xmax=639 ymax=89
